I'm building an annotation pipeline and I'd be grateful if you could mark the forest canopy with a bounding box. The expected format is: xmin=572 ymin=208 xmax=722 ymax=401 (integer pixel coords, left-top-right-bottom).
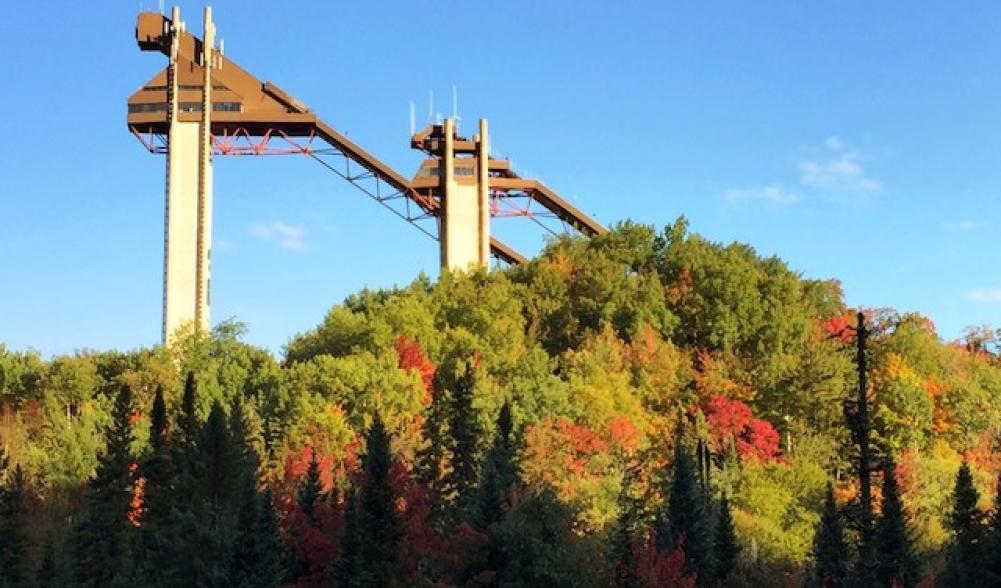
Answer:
xmin=1 ymin=218 xmax=1000 ymax=587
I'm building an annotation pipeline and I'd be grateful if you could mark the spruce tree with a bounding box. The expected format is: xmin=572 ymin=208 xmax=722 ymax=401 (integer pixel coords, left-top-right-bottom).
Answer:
xmin=655 ymin=433 xmax=712 ymax=585
xmin=985 ymin=474 xmax=1001 ymax=585
xmin=812 ymin=483 xmax=848 ymax=588
xmin=336 ymin=413 xmax=402 ymax=588
xmin=443 ymin=360 xmax=482 ymax=522
xmin=940 ymin=461 xmax=985 ymax=587
xmin=714 ymin=495 xmax=740 ymax=583
xmin=70 ymin=384 xmax=137 ymax=587
xmin=36 ymin=536 xmax=57 ymax=588
xmin=179 ymin=372 xmax=199 ymax=447
xmin=469 ymin=400 xmax=517 ymax=530
xmin=232 ymin=476 xmax=286 ymax=588
xmin=135 ymin=385 xmax=174 ymax=585
xmin=416 ymin=358 xmax=483 ymax=528
xmin=874 ymin=461 xmax=916 ymax=587
xmin=297 ymin=448 xmax=324 ymax=526
xmin=150 ymin=384 xmax=168 ymax=452
xmin=0 ymin=454 xmax=28 ymax=588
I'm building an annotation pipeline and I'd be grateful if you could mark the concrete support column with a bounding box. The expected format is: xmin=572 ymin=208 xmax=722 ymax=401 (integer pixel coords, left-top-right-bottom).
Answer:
xmin=440 ymin=117 xmax=490 ymax=271
xmin=477 ymin=118 xmax=490 ymax=265
xmin=162 ymin=6 xmax=213 ymax=343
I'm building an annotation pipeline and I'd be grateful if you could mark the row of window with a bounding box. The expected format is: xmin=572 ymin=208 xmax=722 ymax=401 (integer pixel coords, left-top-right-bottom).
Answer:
xmin=416 ymin=165 xmax=477 ymax=177
xmin=142 ymin=84 xmax=229 ymax=92
xmin=128 ymin=102 xmax=242 ymax=114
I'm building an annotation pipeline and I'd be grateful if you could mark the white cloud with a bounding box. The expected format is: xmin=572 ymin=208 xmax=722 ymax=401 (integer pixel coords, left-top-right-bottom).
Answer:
xmin=943 ymin=219 xmax=988 ymax=232
xmin=250 ymin=221 xmax=307 ymax=251
xmin=721 ymin=185 xmax=799 ymax=206
xmin=824 ymin=136 xmax=844 ymax=151
xmin=968 ymin=288 xmax=1001 ymax=303
xmin=797 ymin=137 xmax=882 ymax=197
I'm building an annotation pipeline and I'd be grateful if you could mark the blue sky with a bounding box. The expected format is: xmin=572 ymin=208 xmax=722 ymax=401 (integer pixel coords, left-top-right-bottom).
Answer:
xmin=1 ymin=1 xmax=999 ymax=356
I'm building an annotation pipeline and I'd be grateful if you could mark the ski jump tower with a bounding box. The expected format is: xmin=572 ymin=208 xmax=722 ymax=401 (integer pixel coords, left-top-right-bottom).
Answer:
xmin=129 ymin=6 xmax=605 ymax=343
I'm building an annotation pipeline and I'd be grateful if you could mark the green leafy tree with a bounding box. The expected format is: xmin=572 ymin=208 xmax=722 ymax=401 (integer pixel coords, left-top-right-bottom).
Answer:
xmin=875 ymin=461 xmax=917 ymax=587
xmin=70 ymin=384 xmax=137 ymax=587
xmin=490 ymin=486 xmax=605 ymax=588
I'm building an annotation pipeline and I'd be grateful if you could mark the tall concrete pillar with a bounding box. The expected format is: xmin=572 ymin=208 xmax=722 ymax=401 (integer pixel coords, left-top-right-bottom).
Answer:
xmin=440 ymin=117 xmax=490 ymax=271
xmin=162 ymin=6 xmax=213 ymax=342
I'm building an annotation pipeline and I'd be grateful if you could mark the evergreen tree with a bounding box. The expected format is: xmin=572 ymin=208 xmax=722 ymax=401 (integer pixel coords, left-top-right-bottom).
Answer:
xmin=874 ymin=461 xmax=916 ymax=587
xmin=655 ymin=433 xmax=712 ymax=586
xmin=984 ymin=474 xmax=1001 ymax=585
xmin=469 ymin=400 xmax=517 ymax=530
xmin=232 ymin=476 xmax=286 ymax=588
xmin=940 ymin=461 xmax=985 ymax=587
xmin=179 ymin=372 xmax=199 ymax=448
xmin=612 ymin=459 xmax=648 ymax=588
xmin=336 ymin=413 xmax=402 ymax=588
xmin=812 ymin=483 xmax=848 ymax=588
xmin=230 ymin=394 xmax=265 ymax=478
xmin=150 ymin=384 xmax=168 ymax=452
xmin=416 ymin=358 xmax=483 ymax=528
xmin=70 ymin=384 xmax=137 ymax=587
xmin=36 ymin=536 xmax=57 ymax=588
xmin=158 ymin=401 xmax=241 ymax=587
xmin=135 ymin=385 xmax=174 ymax=585
xmin=0 ymin=453 xmax=28 ymax=588
xmin=298 ymin=448 xmax=324 ymax=526
xmin=443 ymin=360 xmax=482 ymax=522
xmin=714 ymin=495 xmax=740 ymax=583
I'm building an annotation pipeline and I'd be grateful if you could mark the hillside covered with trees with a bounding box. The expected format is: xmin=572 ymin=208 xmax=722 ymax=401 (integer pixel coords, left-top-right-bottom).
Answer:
xmin=2 ymin=218 xmax=1001 ymax=587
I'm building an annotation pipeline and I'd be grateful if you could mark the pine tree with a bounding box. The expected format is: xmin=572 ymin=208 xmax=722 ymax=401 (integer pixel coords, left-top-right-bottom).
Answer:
xmin=135 ymin=385 xmax=174 ymax=585
xmin=812 ymin=483 xmax=848 ymax=588
xmin=70 ymin=384 xmax=137 ymax=587
xmin=469 ymin=400 xmax=517 ymax=531
xmin=714 ymin=495 xmax=740 ymax=583
xmin=0 ymin=452 xmax=28 ymax=588
xmin=416 ymin=358 xmax=483 ymax=529
xmin=230 ymin=394 xmax=265 ymax=478
xmin=874 ymin=461 xmax=916 ymax=587
xmin=443 ymin=360 xmax=482 ymax=523
xmin=231 ymin=476 xmax=286 ymax=588
xmin=150 ymin=384 xmax=168 ymax=452
xmin=612 ymin=459 xmax=648 ymax=588
xmin=179 ymin=372 xmax=199 ymax=448
xmin=336 ymin=413 xmax=402 ymax=588
xmin=985 ymin=474 xmax=1001 ymax=585
xmin=298 ymin=448 xmax=324 ymax=526
xmin=940 ymin=461 xmax=985 ymax=587
xmin=36 ymin=536 xmax=57 ymax=588
xmin=656 ymin=433 xmax=712 ymax=586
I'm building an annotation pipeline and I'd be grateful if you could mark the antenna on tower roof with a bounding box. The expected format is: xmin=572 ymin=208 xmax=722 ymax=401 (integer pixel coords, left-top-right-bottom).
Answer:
xmin=409 ymin=101 xmax=416 ymax=136
xmin=452 ymin=85 xmax=460 ymax=127
xmin=428 ymin=91 xmax=433 ymax=125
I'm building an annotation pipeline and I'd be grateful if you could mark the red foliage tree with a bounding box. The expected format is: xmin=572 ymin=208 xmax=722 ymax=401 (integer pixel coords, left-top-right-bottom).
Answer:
xmin=701 ymin=395 xmax=780 ymax=462
xmin=395 ymin=335 xmax=437 ymax=404
xmin=279 ymin=445 xmax=346 ymax=588
xmin=624 ymin=538 xmax=696 ymax=588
